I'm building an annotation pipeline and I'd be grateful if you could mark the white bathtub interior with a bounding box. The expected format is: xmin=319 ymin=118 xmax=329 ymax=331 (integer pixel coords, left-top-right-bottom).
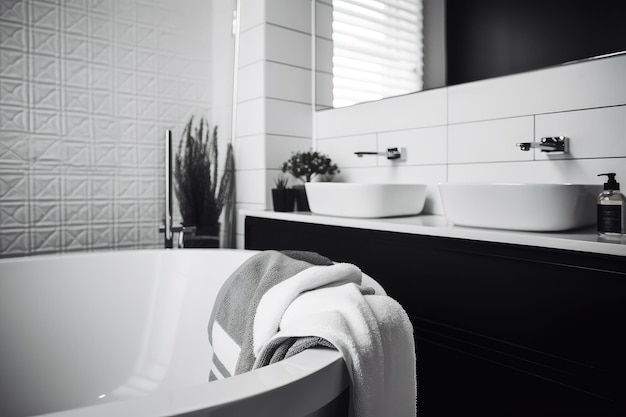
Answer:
xmin=0 ymin=249 xmax=349 ymax=417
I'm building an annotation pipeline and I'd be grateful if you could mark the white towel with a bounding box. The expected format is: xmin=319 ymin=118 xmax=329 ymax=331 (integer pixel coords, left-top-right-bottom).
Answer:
xmin=254 ymin=280 xmax=416 ymax=417
xmin=252 ymin=262 xmax=362 ymax=355
xmin=207 ymin=250 xmax=338 ymax=380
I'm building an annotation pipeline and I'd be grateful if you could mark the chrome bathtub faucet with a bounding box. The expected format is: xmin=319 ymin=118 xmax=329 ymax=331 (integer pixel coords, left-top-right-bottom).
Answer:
xmin=158 ymin=129 xmax=196 ymax=248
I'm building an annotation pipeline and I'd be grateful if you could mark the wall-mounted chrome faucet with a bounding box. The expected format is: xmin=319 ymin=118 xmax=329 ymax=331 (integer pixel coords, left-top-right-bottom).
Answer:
xmin=516 ymin=136 xmax=569 ymax=154
xmin=354 ymin=147 xmax=404 ymax=160
xmin=159 ymin=129 xmax=195 ymax=248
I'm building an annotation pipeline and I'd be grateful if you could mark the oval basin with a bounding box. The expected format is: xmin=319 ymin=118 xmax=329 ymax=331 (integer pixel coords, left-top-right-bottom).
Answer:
xmin=305 ymin=183 xmax=427 ymax=218
xmin=439 ymin=183 xmax=602 ymax=232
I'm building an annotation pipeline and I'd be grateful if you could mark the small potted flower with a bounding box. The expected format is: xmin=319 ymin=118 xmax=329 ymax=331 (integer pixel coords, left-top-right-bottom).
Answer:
xmin=271 ymin=175 xmax=296 ymax=212
xmin=280 ymin=150 xmax=340 ymax=211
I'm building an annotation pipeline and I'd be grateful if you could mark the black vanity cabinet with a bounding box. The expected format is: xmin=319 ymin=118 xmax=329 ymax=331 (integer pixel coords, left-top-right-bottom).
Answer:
xmin=244 ymin=216 xmax=626 ymax=416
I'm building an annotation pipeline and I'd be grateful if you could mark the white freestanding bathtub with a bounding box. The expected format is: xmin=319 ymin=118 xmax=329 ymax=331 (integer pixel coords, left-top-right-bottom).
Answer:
xmin=0 ymin=249 xmax=349 ymax=417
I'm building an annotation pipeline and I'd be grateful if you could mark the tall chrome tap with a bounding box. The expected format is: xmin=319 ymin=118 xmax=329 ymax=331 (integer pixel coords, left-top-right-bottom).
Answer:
xmin=159 ymin=129 xmax=194 ymax=248
xmin=160 ymin=129 xmax=174 ymax=248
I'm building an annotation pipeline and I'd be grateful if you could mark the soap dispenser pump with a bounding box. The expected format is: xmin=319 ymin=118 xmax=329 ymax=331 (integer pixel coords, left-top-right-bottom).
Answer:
xmin=597 ymin=173 xmax=625 ymax=240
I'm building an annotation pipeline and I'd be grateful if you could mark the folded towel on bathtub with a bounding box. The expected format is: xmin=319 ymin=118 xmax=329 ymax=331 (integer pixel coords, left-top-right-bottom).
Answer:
xmin=207 ymin=250 xmax=352 ymax=380
xmin=208 ymin=249 xmax=416 ymax=417
xmin=254 ymin=280 xmax=416 ymax=417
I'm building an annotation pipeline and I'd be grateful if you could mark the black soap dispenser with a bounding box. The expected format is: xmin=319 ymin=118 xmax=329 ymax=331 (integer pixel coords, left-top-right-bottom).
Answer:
xmin=597 ymin=173 xmax=626 ymax=240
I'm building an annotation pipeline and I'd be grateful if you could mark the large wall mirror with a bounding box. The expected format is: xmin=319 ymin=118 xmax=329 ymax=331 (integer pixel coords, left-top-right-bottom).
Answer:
xmin=315 ymin=0 xmax=626 ymax=110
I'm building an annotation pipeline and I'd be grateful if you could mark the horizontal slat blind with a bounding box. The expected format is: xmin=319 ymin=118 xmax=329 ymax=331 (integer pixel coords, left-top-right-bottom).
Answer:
xmin=332 ymin=0 xmax=423 ymax=108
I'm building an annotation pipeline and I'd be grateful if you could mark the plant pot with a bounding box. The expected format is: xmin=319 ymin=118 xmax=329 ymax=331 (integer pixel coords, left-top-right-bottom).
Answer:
xmin=272 ymin=188 xmax=296 ymax=212
xmin=293 ymin=185 xmax=310 ymax=212
xmin=183 ymin=234 xmax=219 ymax=248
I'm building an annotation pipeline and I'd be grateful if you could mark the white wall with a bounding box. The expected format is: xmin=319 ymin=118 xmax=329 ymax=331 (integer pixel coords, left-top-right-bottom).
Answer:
xmin=234 ymin=0 xmax=314 ymax=248
xmin=316 ymin=54 xmax=626 ymax=215
xmin=230 ymin=0 xmax=626 ymax=246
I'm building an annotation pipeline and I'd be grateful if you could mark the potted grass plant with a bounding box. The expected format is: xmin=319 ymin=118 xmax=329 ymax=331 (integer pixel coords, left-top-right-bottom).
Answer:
xmin=271 ymin=175 xmax=296 ymax=212
xmin=174 ymin=117 xmax=234 ymax=248
xmin=280 ymin=150 xmax=339 ymax=211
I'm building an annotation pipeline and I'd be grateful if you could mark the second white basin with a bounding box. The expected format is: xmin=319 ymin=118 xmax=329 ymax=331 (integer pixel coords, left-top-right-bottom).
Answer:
xmin=305 ymin=183 xmax=427 ymax=218
xmin=439 ymin=183 xmax=602 ymax=232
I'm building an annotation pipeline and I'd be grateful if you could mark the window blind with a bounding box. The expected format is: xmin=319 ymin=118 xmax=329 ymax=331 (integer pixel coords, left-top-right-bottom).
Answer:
xmin=332 ymin=0 xmax=423 ymax=108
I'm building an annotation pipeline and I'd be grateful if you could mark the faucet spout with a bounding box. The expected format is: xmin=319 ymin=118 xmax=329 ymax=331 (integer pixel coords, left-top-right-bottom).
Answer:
xmin=354 ymin=147 xmax=403 ymax=160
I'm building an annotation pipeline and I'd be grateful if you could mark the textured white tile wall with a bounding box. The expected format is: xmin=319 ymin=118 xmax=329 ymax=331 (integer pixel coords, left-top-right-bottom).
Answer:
xmin=0 ymin=0 xmax=233 ymax=257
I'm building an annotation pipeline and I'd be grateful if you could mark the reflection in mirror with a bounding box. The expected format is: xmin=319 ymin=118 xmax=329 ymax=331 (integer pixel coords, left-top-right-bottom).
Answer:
xmin=315 ymin=0 xmax=445 ymax=110
xmin=315 ymin=0 xmax=626 ymax=111
xmin=323 ymin=0 xmax=421 ymax=108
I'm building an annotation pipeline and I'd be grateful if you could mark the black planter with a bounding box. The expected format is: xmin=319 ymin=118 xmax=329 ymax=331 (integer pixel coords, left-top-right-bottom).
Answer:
xmin=182 ymin=223 xmax=220 ymax=248
xmin=272 ymin=188 xmax=296 ymax=212
xmin=293 ymin=185 xmax=310 ymax=212
xmin=183 ymin=234 xmax=219 ymax=248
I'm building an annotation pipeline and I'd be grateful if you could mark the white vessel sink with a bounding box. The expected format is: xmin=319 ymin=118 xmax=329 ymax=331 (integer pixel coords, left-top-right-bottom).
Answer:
xmin=439 ymin=183 xmax=602 ymax=232
xmin=305 ymin=183 xmax=427 ymax=218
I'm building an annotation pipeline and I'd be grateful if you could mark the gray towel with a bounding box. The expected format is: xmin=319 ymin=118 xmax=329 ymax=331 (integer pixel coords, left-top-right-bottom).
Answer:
xmin=253 ymin=284 xmax=375 ymax=368
xmin=207 ymin=250 xmax=333 ymax=380
xmin=255 ymin=336 xmax=336 ymax=367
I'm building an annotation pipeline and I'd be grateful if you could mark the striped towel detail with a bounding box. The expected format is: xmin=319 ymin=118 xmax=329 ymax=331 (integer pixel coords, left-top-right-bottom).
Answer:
xmin=207 ymin=250 xmax=336 ymax=381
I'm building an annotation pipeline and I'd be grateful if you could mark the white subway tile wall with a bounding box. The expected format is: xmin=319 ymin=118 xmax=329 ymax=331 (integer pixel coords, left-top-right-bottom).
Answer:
xmin=266 ymin=135 xmax=311 ymax=170
xmin=318 ymin=134 xmax=377 ymax=170
xmin=447 ymin=117 xmax=534 ymax=164
xmin=378 ymin=127 xmax=447 ymax=167
xmin=447 ymin=56 xmax=626 ymax=124
xmin=0 ymin=0 xmax=234 ymax=257
xmin=233 ymin=0 xmax=314 ymax=234
xmin=534 ymin=106 xmax=626 ymax=161
xmin=232 ymin=2 xmax=626 ymax=246
xmin=316 ymin=88 xmax=448 ymax=138
xmin=315 ymin=54 xmax=626 ymax=217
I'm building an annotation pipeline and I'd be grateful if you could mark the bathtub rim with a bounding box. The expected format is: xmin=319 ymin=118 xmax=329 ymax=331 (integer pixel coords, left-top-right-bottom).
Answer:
xmin=2 ymin=249 xmax=350 ymax=417
xmin=39 ymin=347 xmax=348 ymax=417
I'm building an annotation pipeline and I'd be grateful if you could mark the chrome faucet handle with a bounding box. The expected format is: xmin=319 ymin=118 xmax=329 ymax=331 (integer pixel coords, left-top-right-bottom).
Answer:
xmin=540 ymin=136 xmax=569 ymax=152
xmin=159 ymin=224 xmax=196 ymax=248
xmin=386 ymin=147 xmax=402 ymax=159
xmin=516 ymin=136 xmax=569 ymax=154
xmin=171 ymin=225 xmax=196 ymax=248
